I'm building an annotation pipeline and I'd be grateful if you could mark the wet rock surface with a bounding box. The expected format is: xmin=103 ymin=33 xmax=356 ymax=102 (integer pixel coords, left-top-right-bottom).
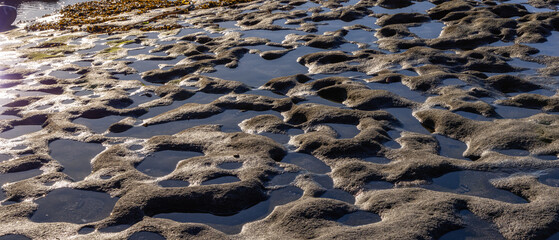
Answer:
xmin=1 ymin=0 xmax=559 ymax=239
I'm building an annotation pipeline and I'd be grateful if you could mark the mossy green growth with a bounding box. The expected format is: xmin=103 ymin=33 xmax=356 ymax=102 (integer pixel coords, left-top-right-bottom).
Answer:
xmin=24 ymin=52 xmax=62 ymax=61
xmin=107 ymin=39 xmax=136 ymax=47
xmin=100 ymin=46 xmax=122 ymax=53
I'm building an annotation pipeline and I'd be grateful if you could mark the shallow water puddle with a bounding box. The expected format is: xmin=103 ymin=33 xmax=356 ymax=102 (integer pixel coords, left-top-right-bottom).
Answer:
xmin=136 ymin=150 xmax=203 ymax=177
xmin=364 ymin=180 xmax=393 ymax=190
xmin=202 ymin=176 xmax=241 ymax=185
xmin=49 ymin=70 xmax=80 ymax=79
xmin=385 ymin=107 xmax=431 ymax=134
xmin=241 ymin=29 xmax=307 ymax=43
xmin=0 ymin=234 xmax=31 ymax=240
xmin=434 ymin=134 xmax=468 ymax=160
xmin=439 ymin=210 xmax=505 ymax=240
xmin=526 ymin=32 xmax=559 ymax=57
xmin=282 ymin=152 xmax=331 ymax=174
xmin=324 ymin=123 xmax=360 ymax=139
xmin=266 ymin=172 xmax=299 ymax=186
xmin=159 ymin=179 xmax=190 ymax=187
xmin=507 ymin=88 xmax=556 ymax=97
xmin=73 ymin=115 xmax=126 ymax=133
xmin=0 ymin=125 xmax=42 ymax=139
xmin=203 ymin=47 xmax=311 ymax=87
xmin=49 ymin=140 xmax=104 ymax=181
xmin=0 ymin=154 xmax=11 ymax=162
xmin=154 ymin=186 xmax=303 ymax=234
xmin=128 ymin=231 xmax=166 ymax=240
xmin=337 ymin=210 xmax=381 ymax=226
xmin=409 ymin=21 xmax=444 ymax=39
xmin=494 ymin=105 xmax=543 ymax=119
xmin=371 ymin=1 xmax=435 ymax=15
xmin=422 ymin=171 xmax=528 ymax=203
xmin=454 ymin=111 xmax=494 ymax=121
xmin=0 ymin=169 xmax=42 ymax=202
xmin=30 ymin=188 xmax=118 ymax=224
xmin=313 ymin=175 xmax=355 ymax=204
xmin=218 ymin=162 xmax=243 ymax=170
xmin=128 ymin=56 xmax=186 ymax=73
xmin=257 ymin=128 xmax=304 ymax=145
xmin=507 ymin=58 xmax=545 ymax=75
xmin=536 ymin=168 xmax=559 ymax=187
xmin=367 ymin=82 xmax=427 ymax=102
xmin=363 ymin=156 xmax=391 ymax=164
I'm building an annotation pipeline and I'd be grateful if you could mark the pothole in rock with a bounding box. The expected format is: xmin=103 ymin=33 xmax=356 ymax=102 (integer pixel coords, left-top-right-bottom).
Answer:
xmin=113 ymin=110 xmax=282 ymax=138
xmin=218 ymin=162 xmax=243 ymax=170
xmin=440 ymin=78 xmax=466 ymax=87
xmin=266 ymin=172 xmax=299 ymax=186
xmin=219 ymin=20 xmax=238 ymax=29
xmin=364 ymin=181 xmax=394 ymax=191
xmin=247 ymin=45 xmax=286 ymax=52
xmin=154 ymin=186 xmax=303 ymax=234
xmin=0 ymin=169 xmax=42 ymax=202
xmin=128 ymin=231 xmax=166 ymax=240
xmin=0 ymin=125 xmax=42 ymax=139
xmin=126 ymin=46 xmax=161 ymax=56
xmin=439 ymin=210 xmax=505 ymax=240
xmin=49 ymin=71 xmax=80 ymax=79
xmin=343 ymin=29 xmax=378 ymax=46
xmin=384 ymin=130 xmax=401 ymax=149
xmin=159 ymin=179 xmax=190 ymax=187
xmin=282 ymin=152 xmax=331 ymax=174
xmin=507 ymin=88 xmax=555 ymax=97
xmin=385 ymin=107 xmax=431 ymax=134
xmin=536 ymin=168 xmax=559 ymax=187
xmin=367 ymin=82 xmax=427 ymax=102
xmin=241 ymin=29 xmax=306 ymax=44
xmin=30 ymin=188 xmax=118 ymax=224
xmin=136 ymin=150 xmax=203 ymax=177
xmin=114 ymin=73 xmax=141 ymax=81
xmin=77 ymin=227 xmax=95 ymax=235
xmin=409 ymin=21 xmax=444 ymax=39
xmin=74 ymin=90 xmax=93 ymax=96
xmin=507 ymin=58 xmax=545 ymax=75
xmin=363 ymin=156 xmax=391 ymax=164
xmin=370 ymin=1 xmax=435 ymax=14
xmin=314 ymin=175 xmax=355 ymax=204
xmin=129 ymin=56 xmax=186 ymax=73
xmin=72 ymin=61 xmax=92 ymax=67
xmin=258 ymin=128 xmax=304 ymax=145
xmin=526 ymin=32 xmax=559 ymax=57
xmin=73 ymin=115 xmax=126 ymax=133
xmin=201 ymin=176 xmax=241 ymax=185
xmin=0 ymin=234 xmax=31 ymax=240
xmin=337 ymin=210 xmax=381 ymax=226
xmin=202 ymin=49 xmax=310 ymax=87
xmin=49 ymin=140 xmax=104 ymax=181
xmin=303 ymin=95 xmax=349 ymax=108
xmin=422 ymin=171 xmax=528 ymax=203
xmin=454 ymin=111 xmax=494 ymax=122
xmin=0 ymin=154 xmax=12 ymax=162
xmin=434 ymin=134 xmax=468 ymax=160
xmin=494 ymin=105 xmax=543 ymax=119
xmin=99 ymin=224 xmax=132 ymax=233
xmin=324 ymin=123 xmax=360 ymax=139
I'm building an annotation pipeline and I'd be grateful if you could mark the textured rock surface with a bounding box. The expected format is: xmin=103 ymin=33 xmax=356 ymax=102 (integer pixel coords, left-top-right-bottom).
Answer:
xmin=1 ymin=0 xmax=559 ymax=239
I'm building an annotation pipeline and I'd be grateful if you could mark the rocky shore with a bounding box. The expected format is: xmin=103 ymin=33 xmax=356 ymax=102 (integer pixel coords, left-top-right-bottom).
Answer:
xmin=2 ymin=0 xmax=559 ymax=239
